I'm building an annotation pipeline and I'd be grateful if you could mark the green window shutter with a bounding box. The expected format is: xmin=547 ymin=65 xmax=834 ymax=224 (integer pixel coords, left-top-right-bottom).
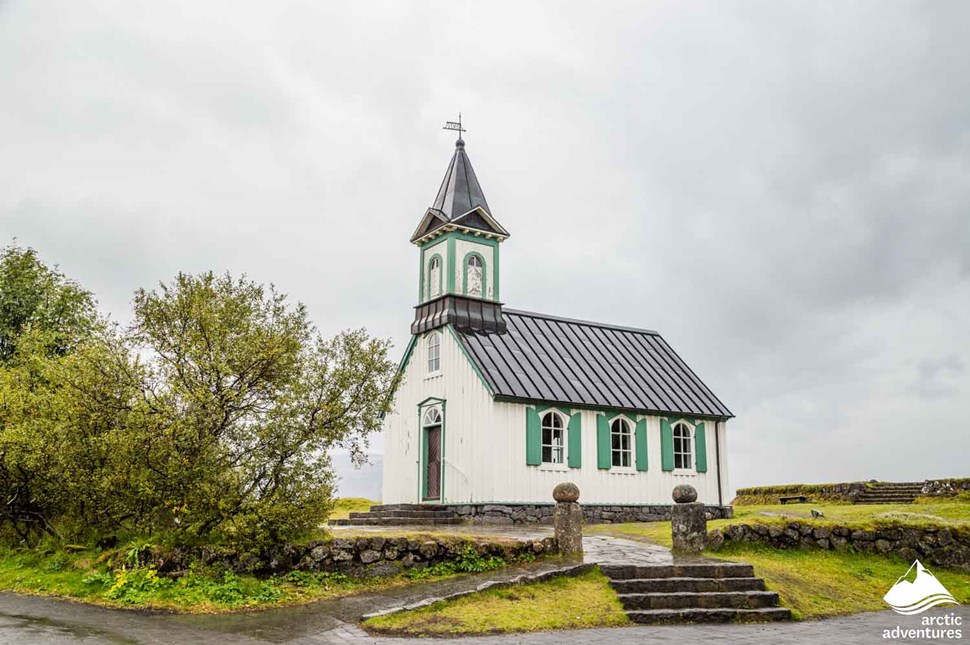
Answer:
xmin=695 ymin=421 xmax=708 ymax=473
xmin=596 ymin=414 xmax=611 ymax=469
xmin=635 ymin=418 xmax=648 ymax=471
xmin=661 ymin=418 xmax=674 ymax=471
xmin=568 ymin=412 xmax=582 ymax=469
xmin=526 ymin=408 xmax=541 ymax=466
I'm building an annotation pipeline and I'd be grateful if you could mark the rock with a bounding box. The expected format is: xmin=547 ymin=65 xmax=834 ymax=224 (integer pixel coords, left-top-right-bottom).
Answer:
xmin=813 ymin=527 xmax=832 ymax=539
xmin=310 ymin=545 xmax=330 ymax=561
xmin=364 ymin=561 xmax=400 ymax=577
xmin=418 ymin=541 xmax=438 ymax=559
xmin=831 ymin=536 xmax=848 ymax=550
xmin=359 ymin=549 xmax=382 ymax=564
xmin=816 ymin=538 xmax=830 ymax=549
xmin=707 ymin=529 xmax=725 ymax=550
xmin=332 ymin=548 xmax=354 ymax=562
xmin=811 ymin=509 xmax=825 ymax=518
xmin=875 ymin=540 xmax=892 ymax=553
xmin=672 ymin=484 xmax=698 ymax=504
xmin=671 ymin=501 xmax=706 ymax=553
xmin=851 ymin=530 xmax=876 ymax=541
xmin=554 ymin=499 xmax=583 ymax=556
xmin=553 ymin=482 xmax=580 ymax=503
xmin=768 ymin=525 xmax=784 ymax=538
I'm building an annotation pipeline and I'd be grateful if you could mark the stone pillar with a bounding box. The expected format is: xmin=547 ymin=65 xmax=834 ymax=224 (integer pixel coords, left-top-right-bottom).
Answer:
xmin=670 ymin=484 xmax=706 ymax=553
xmin=553 ymin=482 xmax=583 ymax=556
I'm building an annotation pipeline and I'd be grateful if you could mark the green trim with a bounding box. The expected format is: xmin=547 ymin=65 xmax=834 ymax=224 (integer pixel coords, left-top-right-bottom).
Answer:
xmin=419 ymin=246 xmax=425 ymax=302
xmin=461 ymin=251 xmax=488 ymax=299
xmin=568 ymin=412 xmax=582 ymax=468
xmin=445 ymin=325 xmax=494 ymax=395
xmin=660 ymin=418 xmax=674 ymax=471
xmin=446 ymin=237 xmax=456 ymax=294
xmin=418 ymin=399 xmax=446 ymax=503
xmin=635 ymin=418 xmax=648 ymax=471
xmin=417 ymin=395 xmax=447 ymax=407
xmin=490 ymin=396 xmax=731 ymax=422
xmin=444 ymin=230 xmax=501 ymax=249
xmin=536 ymin=405 xmax=571 ymax=418
xmin=596 ymin=414 xmax=611 ymax=470
xmin=603 ymin=410 xmax=638 ymax=425
xmin=494 ymin=241 xmax=500 ymax=300
xmin=525 ymin=407 xmax=541 ymax=466
xmin=695 ymin=421 xmax=708 ymax=473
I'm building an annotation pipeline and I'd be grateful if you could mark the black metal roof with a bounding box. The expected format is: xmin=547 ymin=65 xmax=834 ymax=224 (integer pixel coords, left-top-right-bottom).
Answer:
xmin=411 ymin=140 xmax=509 ymax=242
xmin=453 ymin=309 xmax=733 ymax=419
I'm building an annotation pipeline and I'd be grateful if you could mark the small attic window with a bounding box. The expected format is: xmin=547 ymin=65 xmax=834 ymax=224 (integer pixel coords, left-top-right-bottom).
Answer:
xmin=427 ymin=332 xmax=441 ymax=373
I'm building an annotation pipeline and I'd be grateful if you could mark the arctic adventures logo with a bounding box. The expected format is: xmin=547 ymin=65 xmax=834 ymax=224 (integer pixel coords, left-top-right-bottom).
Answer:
xmin=881 ymin=560 xmax=962 ymax=641
xmin=884 ymin=560 xmax=959 ymax=615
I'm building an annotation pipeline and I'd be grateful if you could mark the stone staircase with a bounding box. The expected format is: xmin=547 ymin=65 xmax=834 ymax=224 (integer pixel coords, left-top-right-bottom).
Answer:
xmin=601 ymin=561 xmax=791 ymax=623
xmin=329 ymin=504 xmax=462 ymax=526
xmin=853 ymin=481 xmax=924 ymax=505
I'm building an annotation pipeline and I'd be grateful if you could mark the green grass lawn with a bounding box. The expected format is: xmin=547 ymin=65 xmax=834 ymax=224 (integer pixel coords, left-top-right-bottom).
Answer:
xmin=327 ymin=497 xmax=376 ymax=521
xmin=362 ymin=568 xmax=628 ymax=635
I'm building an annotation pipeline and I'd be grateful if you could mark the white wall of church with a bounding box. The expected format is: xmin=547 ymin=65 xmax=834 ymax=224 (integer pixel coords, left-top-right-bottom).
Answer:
xmin=382 ymin=326 xmax=730 ymax=507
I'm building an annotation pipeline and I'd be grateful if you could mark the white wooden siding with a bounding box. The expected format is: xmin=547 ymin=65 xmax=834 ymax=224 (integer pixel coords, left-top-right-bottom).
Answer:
xmin=382 ymin=327 xmax=729 ymax=506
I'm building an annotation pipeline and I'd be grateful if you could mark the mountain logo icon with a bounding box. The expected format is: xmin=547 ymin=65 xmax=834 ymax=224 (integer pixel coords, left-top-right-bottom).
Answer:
xmin=883 ymin=560 xmax=959 ymax=615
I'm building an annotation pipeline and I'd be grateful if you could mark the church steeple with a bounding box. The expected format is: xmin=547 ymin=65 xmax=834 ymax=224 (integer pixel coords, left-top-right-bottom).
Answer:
xmin=410 ymin=134 xmax=508 ymax=335
xmin=410 ymin=138 xmax=509 ymax=244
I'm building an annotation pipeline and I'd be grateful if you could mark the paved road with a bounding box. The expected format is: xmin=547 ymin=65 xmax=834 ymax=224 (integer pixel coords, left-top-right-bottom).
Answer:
xmin=0 ymin=592 xmax=965 ymax=645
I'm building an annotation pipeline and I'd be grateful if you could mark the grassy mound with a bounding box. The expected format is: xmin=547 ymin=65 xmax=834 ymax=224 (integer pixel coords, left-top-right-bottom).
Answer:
xmin=363 ymin=568 xmax=628 ymax=635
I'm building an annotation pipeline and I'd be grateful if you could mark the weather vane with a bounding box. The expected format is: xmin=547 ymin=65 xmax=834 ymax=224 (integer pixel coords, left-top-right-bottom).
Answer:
xmin=442 ymin=113 xmax=466 ymax=141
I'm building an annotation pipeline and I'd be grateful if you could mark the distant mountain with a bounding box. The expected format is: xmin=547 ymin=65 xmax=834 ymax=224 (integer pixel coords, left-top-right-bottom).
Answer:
xmin=330 ymin=452 xmax=382 ymax=501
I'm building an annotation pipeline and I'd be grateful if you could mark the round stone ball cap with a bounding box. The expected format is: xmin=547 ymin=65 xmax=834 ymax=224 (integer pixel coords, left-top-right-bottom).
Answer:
xmin=672 ymin=484 xmax=698 ymax=504
xmin=553 ymin=482 xmax=580 ymax=503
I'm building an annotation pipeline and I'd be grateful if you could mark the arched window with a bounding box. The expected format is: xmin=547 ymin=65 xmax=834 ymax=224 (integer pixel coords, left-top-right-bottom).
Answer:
xmin=611 ymin=418 xmax=632 ymax=467
xmin=465 ymin=253 xmax=484 ymax=297
xmin=423 ymin=407 xmax=442 ymax=427
xmin=427 ymin=332 xmax=441 ymax=373
xmin=673 ymin=422 xmax=692 ymax=470
xmin=428 ymin=255 xmax=442 ymax=299
xmin=541 ymin=412 xmax=564 ymax=464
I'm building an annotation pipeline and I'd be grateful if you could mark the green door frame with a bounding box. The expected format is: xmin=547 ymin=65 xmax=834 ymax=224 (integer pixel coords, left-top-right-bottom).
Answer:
xmin=418 ymin=398 xmax=446 ymax=503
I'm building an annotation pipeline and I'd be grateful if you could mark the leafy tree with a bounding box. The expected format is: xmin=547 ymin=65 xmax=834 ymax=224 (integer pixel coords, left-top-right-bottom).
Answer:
xmin=0 ymin=244 xmax=97 ymax=362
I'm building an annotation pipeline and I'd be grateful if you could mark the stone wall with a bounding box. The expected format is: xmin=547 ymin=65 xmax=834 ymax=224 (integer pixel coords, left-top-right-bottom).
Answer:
xmin=448 ymin=503 xmax=733 ymax=525
xmin=707 ymin=521 xmax=970 ymax=572
xmin=733 ymin=482 xmax=867 ymax=504
xmin=143 ymin=535 xmax=558 ymax=578
xmin=735 ymin=478 xmax=970 ymax=505
xmin=921 ymin=478 xmax=970 ymax=496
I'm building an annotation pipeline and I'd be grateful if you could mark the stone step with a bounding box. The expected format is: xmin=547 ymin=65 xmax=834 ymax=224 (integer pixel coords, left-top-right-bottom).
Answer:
xmin=329 ymin=517 xmax=462 ymax=526
xmin=349 ymin=510 xmax=455 ymax=520
xmin=627 ymin=607 xmax=792 ymax=624
xmin=601 ymin=563 xmax=755 ymax=580
xmin=618 ymin=590 xmax=780 ymax=610
xmin=611 ymin=576 xmax=766 ymax=594
xmin=368 ymin=504 xmax=446 ymax=511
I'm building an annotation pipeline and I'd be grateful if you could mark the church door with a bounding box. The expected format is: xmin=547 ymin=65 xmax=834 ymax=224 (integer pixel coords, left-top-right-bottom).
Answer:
xmin=424 ymin=426 xmax=442 ymax=501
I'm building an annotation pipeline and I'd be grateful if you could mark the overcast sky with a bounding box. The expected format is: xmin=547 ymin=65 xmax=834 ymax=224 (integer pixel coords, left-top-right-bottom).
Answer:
xmin=2 ymin=1 xmax=968 ymax=497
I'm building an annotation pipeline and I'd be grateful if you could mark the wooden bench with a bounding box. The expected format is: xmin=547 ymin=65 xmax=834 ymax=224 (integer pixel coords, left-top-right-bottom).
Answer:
xmin=779 ymin=495 xmax=808 ymax=504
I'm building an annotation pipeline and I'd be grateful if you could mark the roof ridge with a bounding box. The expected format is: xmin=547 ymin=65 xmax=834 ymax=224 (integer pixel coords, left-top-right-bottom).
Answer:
xmin=503 ymin=308 xmax=659 ymax=336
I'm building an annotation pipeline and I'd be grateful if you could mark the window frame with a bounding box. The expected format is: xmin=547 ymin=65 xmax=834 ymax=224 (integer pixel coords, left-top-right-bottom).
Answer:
xmin=610 ymin=417 xmax=633 ymax=469
xmin=427 ymin=254 xmax=443 ymax=300
xmin=426 ymin=331 xmax=441 ymax=375
xmin=462 ymin=252 xmax=487 ymax=299
xmin=672 ymin=421 xmax=694 ymax=472
xmin=539 ymin=411 xmax=566 ymax=467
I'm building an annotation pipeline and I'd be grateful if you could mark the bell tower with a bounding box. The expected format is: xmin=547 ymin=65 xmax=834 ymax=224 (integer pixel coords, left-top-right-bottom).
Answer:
xmin=410 ymin=134 xmax=510 ymax=335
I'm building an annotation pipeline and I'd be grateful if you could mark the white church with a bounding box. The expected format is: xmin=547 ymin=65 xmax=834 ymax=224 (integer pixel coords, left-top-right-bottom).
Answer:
xmin=375 ymin=135 xmax=734 ymax=524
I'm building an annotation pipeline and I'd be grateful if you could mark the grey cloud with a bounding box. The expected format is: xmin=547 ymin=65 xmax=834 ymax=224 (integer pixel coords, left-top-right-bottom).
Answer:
xmin=1 ymin=0 xmax=968 ymax=495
